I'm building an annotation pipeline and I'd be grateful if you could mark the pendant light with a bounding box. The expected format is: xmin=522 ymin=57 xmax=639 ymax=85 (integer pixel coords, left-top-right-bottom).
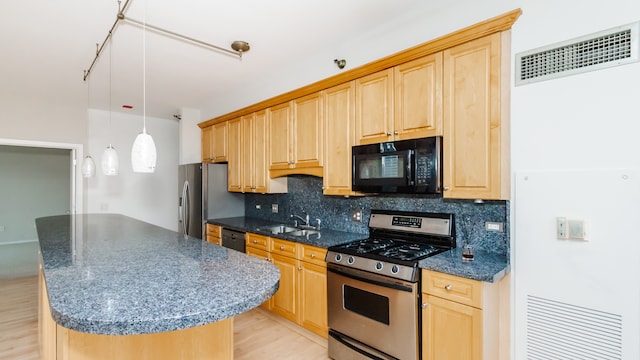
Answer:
xmin=81 ymin=156 xmax=96 ymax=178
xmin=102 ymin=37 xmax=119 ymax=176
xmin=131 ymin=4 xmax=157 ymax=173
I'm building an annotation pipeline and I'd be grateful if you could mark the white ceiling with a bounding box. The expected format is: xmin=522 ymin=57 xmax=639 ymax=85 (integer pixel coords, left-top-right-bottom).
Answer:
xmin=2 ymin=0 xmax=448 ymax=120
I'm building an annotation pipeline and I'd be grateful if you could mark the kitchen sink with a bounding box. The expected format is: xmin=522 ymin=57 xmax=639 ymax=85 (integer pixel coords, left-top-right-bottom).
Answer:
xmin=287 ymin=229 xmax=319 ymax=237
xmin=260 ymin=224 xmax=299 ymax=234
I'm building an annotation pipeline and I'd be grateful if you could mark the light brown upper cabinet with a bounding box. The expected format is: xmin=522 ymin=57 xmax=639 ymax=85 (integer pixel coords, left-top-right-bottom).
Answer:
xmin=269 ymin=93 xmax=324 ymax=178
xmin=226 ymin=117 xmax=242 ymax=192
xmin=242 ymin=111 xmax=287 ymax=194
xmin=355 ymin=53 xmax=443 ymax=145
xmin=442 ymin=32 xmax=510 ymax=200
xmin=354 ymin=69 xmax=394 ymax=145
xmin=201 ymin=125 xmax=212 ymax=162
xmin=394 ymin=53 xmax=443 ymax=139
xmin=201 ymin=122 xmax=228 ymax=163
xmin=322 ymin=81 xmax=362 ymax=196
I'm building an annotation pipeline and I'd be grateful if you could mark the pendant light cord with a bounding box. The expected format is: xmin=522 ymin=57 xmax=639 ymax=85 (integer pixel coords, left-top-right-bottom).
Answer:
xmin=109 ymin=33 xmax=113 ymax=145
xmin=142 ymin=0 xmax=147 ymax=133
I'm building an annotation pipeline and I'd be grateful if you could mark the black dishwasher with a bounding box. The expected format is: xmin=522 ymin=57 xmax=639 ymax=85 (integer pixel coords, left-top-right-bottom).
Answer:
xmin=221 ymin=228 xmax=246 ymax=253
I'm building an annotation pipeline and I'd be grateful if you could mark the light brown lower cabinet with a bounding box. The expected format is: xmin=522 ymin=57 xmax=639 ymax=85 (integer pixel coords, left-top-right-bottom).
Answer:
xmin=39 ymin=263 xmax=233 ymax=360
xmin=245 ymin=233 xmax=328 ymax=338
xmin=206 ymin=224 xmax=222 ymax=245
xmin=421 ymin=269 xmax=503 ymax=360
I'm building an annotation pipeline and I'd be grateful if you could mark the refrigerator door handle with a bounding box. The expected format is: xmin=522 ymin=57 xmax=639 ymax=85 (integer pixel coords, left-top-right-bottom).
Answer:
xmin=184 ymin=181 xmax=191 ymax=236
xmin=179 ymin=180 xmax=188 ymax=235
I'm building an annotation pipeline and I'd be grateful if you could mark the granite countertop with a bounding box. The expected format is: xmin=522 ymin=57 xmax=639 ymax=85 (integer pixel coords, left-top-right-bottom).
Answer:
xmin=207 ymin=216 xmax=368 ymax=248
xmin=209 ymin=216 xmax=509 ymax=283
xmin=36 ymin=214 xmax=280 ymax=335
xmin=418 ymin=248 xmax=509 ymax=282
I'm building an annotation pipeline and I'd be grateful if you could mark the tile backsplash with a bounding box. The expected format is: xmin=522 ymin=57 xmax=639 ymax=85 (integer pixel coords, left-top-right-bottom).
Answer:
xmin=245 ymin=175 xmax=509 ymax=255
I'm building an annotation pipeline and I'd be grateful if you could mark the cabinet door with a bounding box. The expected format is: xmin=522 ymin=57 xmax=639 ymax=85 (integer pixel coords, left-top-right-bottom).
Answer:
xmin=299 ymin=261 xmax=327 ymax=338
xmin=201 ymin=126 xmax=213 ymax=162
xmin=227 ymin=117 xmax=243 ymax=192
xmin=422 ymin=294 xmax=482 ymax=360
xmin=394 ymin=53 xmax=443 ymax=139
xmin=269 ymin=102 xmax=292 ymax=170
xmin=246 ymin=246 xmax=272 ymax=310
xmin=253 ymin=110 xmax=269 ymax=192
xmin=292 ymin=92 xmax=323 ymax=168
xmin=270 ymin=253 xmax=298 ymax=323
xmin=355 ymin=68 xmax=394 ymax=145
xmin=443 ymin=33 xmax=505 ymax=200
xmin=323 ymin=81 xmax=359 ymax=196
xmin=241 ymin=114 xmax=255 ymax=192
xmin=211 ymin=121 xmax=228 ymax=162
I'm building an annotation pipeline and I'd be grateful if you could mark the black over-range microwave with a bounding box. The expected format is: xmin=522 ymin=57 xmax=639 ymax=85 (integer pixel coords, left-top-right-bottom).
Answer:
xmin=352 ymin=136 xmax=442 ymax=194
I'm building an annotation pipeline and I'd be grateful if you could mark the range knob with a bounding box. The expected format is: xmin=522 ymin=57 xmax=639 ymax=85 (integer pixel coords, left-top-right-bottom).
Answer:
xmin=335 ymin=254 xmax=342 ymax=262
xmin=375 ymin=262 xmax=383 ymax=271
xmin=391 ymin=265 xmax=399 ymax=274
xmin=347 ymin=256 xmax=355 ymax=264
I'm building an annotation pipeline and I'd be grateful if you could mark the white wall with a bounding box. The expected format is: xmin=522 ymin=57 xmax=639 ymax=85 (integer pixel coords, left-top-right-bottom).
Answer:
xmin=86 ymin=109 xmax=179 ymax=231
xmin=178 ymin=107 xmax=202 ymax=165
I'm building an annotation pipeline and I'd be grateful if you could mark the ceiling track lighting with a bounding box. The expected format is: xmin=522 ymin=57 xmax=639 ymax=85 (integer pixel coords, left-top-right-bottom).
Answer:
xmin=334 ymin=59 xmax=347 ymax=69
xmin=83 ymin=0 xmax=250 ymax=81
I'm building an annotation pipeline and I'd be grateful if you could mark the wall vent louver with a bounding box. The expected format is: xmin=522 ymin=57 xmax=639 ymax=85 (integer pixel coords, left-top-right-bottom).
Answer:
xmin=516 ymin=22 xmax=640 ymax=85
xmin=526 ymin=295 xmax=623 ymax=360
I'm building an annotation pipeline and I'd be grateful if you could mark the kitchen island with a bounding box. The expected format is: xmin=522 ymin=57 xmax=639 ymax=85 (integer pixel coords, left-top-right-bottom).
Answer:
xmin=36 ymin=213 xmax=280 ymax=360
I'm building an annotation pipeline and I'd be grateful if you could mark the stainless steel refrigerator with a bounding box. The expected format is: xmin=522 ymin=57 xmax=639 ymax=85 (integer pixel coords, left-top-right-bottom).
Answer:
xmin=178 ymin=163 xmax=244 ymax=240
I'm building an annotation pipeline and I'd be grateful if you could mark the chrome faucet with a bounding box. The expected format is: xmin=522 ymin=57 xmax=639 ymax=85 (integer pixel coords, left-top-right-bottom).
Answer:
xmin=291 ymin=212 xmax=309 ymax=227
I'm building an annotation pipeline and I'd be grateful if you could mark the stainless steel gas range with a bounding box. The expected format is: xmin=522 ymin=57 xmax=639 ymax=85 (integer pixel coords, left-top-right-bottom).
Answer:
xmin=326 ymin=210 xmax=456 ymax=360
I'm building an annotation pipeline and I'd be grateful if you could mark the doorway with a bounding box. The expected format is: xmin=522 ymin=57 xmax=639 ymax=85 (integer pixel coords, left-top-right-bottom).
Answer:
xmin=0 ymin=139 xmax=82 ymax=279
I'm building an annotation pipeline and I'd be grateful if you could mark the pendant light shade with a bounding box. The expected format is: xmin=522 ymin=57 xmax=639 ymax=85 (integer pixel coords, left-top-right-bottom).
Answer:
xmin=81 ymin=156 xmax=96 ymax=178
xmin=131 ymin=129 xmax=156 ymax=173
xmin=101 ymin=144 xmax=119 ymax=175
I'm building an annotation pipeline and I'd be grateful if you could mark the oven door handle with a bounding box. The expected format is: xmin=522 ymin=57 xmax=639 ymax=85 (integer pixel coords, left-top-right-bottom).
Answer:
xmin=329 ymin=330 xmax=398 ymax=360
xmin=328 ymin=265 xmax=414 ymax=292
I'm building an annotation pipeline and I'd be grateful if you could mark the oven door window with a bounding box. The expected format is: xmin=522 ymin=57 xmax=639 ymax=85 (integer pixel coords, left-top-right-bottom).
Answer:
xmin=343 ymin=285 xmax=390 ymax=325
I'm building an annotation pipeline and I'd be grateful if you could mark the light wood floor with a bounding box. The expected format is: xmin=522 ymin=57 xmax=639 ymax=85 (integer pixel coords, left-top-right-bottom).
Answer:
xmin=0 ymin=276 xmax=329 ymax=359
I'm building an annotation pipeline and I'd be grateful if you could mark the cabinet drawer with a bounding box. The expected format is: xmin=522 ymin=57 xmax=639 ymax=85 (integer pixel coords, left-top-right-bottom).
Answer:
xmin=206 ymin=224 xmax=222 ymax=238
xmin=246 ymin=233 xmax=270 ymax=251
xmin=271 ymin=239 xmax=299 ymax=258
xmin=300 ymin=244 xmax=327 ymax=266
xmin=422 ymin=269 xmax=483 ymax=308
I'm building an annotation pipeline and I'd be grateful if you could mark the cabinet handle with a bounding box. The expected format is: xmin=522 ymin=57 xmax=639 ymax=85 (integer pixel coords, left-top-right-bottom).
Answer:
xmin=393 ymin=130 xmax=399 ymax=135
xmin=298 ymin=266 xmax=302 ymax=271
xmin=445 ymin=284 xmax=452 ymax=291
xmin=253 ymin=239 xmax=258 ymax=244
xmin=280 ymin=245 xmax=285 ymax=250
xmin=421 ymin=303 xmax=428 ymax=309
xmin=386 ymin=132 xmax=392 ymax=136
xmin=310 ymin=253 xmax=316 ymax=258
xmin=443 ymin=186 xmax=450 ymax=191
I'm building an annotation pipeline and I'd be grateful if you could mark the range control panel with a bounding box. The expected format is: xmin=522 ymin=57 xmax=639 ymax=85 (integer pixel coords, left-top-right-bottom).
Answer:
xmin=391 ymin=216 xmax=422 ymax=228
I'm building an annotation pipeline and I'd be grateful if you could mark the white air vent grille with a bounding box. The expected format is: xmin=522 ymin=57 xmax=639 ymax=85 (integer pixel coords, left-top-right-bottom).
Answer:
xmin=516 ymin=22 xmax=639 ymax=85
xmin=527 ymin=295 xmax=623 ymax=360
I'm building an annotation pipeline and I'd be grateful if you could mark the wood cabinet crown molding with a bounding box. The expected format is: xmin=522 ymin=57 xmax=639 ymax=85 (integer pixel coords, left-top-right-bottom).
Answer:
xmin=198 ymin=8 xmax=522 ymax=129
